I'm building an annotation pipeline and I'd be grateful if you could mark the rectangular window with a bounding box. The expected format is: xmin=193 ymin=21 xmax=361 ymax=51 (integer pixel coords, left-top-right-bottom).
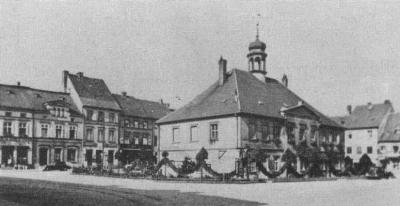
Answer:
xmin=41 ymin=124 xmax=48 ymax=137
xmin=139 ymin=121 xmax=143 ymax=128
xmin=98 ymin=111 xmax=104 ymax=122
xmin=368 ymin=130 xmax=373 ymax=138
xmin=98 ymin=128 xmax=105 ymax=142
xmin=154 ymin=135 xmax=158 ymax=146
xmin=108 ymin=129 xmax=115 ymax=143
xmin=109 ymin=113 xmax=115 ymax=123
xmin=267 ymin=122 xmax=273 ymax=141
xmin=86 ymin=110 xmax=93 ymax=120
xmin=69 ymin=126 xmax=76 ymax=139
xmin=173 ymin=127 xmax=180 ymax=143
xmin=61 ymin=108 xmax=65 ymax=117
xmin=394 ymin=146 xmax=399 ymax=153
xmin=108 ymin=150 xmax=114 ymax=164
xmin=56 ymin=125 xmax=63 ymax=138
xmin=143 ymin=134 xmax=148 ymax=145
xmin=5 ymin=112 xmax=11 ymax=117
xmin=3 ymin=122 xmax=12 ymax=136
xmin=299 ymin=124 xmax=306 ymax=142
xmin=210 ymin=123 xmax=218 ymax=142
xmin=86 ymin=127 xmax=94 ymax=141
xmin=347 ymin=147 xmax=352 ymax=154
xmin=190 ymin=125 xmax=199 ymax=142
xmin=20 ymin=113 xmax=26 ymax=118
xmin=286 ymin=123 xmax=295 ymax=144
xmin=67 ymin=149 xmax=76 ymax=162
xmin=124 ymin=119 xmax=130 ymax=127
xmin=19 ymin=123 xmax=27 ymax=137
xmin=367 ymin=146 xmax=373 ymax=154
xmin=134 ymin=121 xmax=139 ymax=128
xmin=143 ymin=121 xmax=148 ymax=129
xmin=357 ymin=146 xmax=362 ymax=154
xmin=56 ymin=108 xmax=61 ymax=117
xmin=310 ymin=126 xmax=317 ymax=141
xmin=134 ymin=136 xmax=139 ymax=145
xmin=261 ymin=124 xmax=268 ymax=141
xmin=273 ymin=125 xmax=281 ymax=139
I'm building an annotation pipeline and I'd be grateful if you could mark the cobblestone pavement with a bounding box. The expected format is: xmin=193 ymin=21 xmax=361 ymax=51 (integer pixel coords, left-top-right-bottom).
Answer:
xmin=0 ymin=170 xmax=399 ymax=206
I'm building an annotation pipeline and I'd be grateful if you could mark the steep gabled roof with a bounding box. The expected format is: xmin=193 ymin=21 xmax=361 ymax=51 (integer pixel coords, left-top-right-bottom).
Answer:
xmin=333 ymin=102 xmax=394 ymax=129
xmin=113 ymin=94 xmax=170 ymax=119
xmin=380 ymin=113 xmax=400 ymax=143
xmin=68 ymin=73 xmax=121 ymax=110
xmin=157 ymin=69 xmax=341 ymax=128
xmin=0 ymin=84 xmax=81 ymax=116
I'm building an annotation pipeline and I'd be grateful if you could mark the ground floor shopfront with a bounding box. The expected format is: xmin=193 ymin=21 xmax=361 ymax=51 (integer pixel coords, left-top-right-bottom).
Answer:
xmin=0 ymin=137 xmax=32 ymax=168
xmin=34 ymin=138 xmax=82 ymax=168
xmin=82 ymin=142 xmax=118 ymax=168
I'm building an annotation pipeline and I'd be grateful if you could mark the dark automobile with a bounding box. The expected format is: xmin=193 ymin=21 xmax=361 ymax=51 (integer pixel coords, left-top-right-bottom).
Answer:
xmin=43 ymin=161 xmax=71 ymax=171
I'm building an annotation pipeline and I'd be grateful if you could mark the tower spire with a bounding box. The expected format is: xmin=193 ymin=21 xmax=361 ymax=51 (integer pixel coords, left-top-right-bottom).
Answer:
xmin=256 ymin=13 xmax=261 ymax=39
xmin=256 ymin=23 xmax=259 ymax=40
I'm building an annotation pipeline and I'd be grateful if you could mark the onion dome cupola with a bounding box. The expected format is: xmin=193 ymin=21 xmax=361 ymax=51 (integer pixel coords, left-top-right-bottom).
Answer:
xmin=247 ymin=24 xmax=268 ymax=81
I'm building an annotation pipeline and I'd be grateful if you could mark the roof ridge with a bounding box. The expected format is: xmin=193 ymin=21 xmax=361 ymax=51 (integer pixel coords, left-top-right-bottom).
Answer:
xmin=0 ymin=83 xmax=68 ymax=95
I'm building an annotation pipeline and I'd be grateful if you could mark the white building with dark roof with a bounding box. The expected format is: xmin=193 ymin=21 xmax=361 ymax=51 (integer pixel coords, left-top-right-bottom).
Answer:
xmin=157 ymin=34 xmax=344 ymax=173
xmin=333 ymin=101 xmax=394 ymax=164
xmin=63 ymin=71 xmax=121 ymax=167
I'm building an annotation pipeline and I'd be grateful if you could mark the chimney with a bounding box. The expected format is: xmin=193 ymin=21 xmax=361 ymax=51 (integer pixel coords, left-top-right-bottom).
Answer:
xmin=62 ymin=70 xmax=69 ymax=92
xmin=281 ymin=74 xmax=288 ymax=87
xmin=218 ymin=56 xmax=227 ymax=86
xmin=121 ymin=91 xmax=127 ymax=97
xmin=347 ymin=105 xmax=352 ymax=115
xmin=384 ymin=99 xmax=391 ymax=105
xmin=77 ymin=72 xmax=84 ymax=78
xmin=17 ymin=81 xmax=21 ymax=86
xmin=367 ymin=102 xmax=373 ymax=110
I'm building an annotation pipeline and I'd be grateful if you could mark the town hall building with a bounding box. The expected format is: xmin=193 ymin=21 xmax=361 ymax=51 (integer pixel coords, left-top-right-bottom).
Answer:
xmin=157 ymin=33 xmax=345 ymax=173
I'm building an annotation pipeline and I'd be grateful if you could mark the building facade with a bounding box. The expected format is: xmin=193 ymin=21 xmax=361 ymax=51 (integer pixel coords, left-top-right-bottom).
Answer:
xmin=113 ymin=93 xmax=170 ymax=164
xmin=157 ymin=35 xmax=344 ymax=173
xmin=63 ymin=71 xmax=120 ymax=167
xmin=333 ymin=101 xmax=394 ymax=164
xmin=0 ymin=83 xmax=84 ymax=168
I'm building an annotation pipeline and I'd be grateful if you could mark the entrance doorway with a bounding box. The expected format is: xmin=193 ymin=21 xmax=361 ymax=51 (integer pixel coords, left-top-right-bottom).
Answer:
xmin=17 ymin=147 xmax=28 ymax=165
xmin=86 ymin=150 xmax=93 ymax=166
xmin=2 ymin=146 xmax=14 ymax=166
xmin=39 ymin=148 xmax=48 ymax=166
xmin=55 ymin=148 xmax=62 ymax=163
xmin=96 ymin=150 xmax=103 ymax=166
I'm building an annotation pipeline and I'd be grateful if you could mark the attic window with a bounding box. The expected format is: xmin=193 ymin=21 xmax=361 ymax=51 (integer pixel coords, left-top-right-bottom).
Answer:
xmin=7 ymin=90 xmax=14 ymax=94
xmin=395 ymin=128 xmax=400 ymax=134
xmin=35 ymin=94 xmax=41 ymax=98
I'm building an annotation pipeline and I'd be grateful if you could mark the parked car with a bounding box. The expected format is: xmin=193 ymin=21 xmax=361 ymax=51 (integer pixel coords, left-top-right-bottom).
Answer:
xmin=43 ymin=161 xmax=71 ymax=171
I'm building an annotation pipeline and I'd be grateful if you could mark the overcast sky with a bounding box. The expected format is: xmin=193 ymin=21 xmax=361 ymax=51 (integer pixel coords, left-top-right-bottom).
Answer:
xmin=1 ymin=0 xmax=400 ymax=116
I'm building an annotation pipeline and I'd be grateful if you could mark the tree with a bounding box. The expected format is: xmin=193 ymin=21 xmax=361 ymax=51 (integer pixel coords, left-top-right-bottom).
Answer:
xmin=196 ymin=147 xmax=208 ymax=163
xmin=162 ymin=151 xmax=169 ymax=159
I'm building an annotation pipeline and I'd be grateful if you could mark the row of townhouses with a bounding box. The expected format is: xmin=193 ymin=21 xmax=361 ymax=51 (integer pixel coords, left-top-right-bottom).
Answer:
xmin=1 ymin=32 xmax=400 ymax=173
xmin=0 ymin=72 xmax=170 ymax=169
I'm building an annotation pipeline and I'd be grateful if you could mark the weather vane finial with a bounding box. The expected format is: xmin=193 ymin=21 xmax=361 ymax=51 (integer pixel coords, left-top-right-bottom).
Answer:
xmin=256 ymin=13 xmax=261 ymax=39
